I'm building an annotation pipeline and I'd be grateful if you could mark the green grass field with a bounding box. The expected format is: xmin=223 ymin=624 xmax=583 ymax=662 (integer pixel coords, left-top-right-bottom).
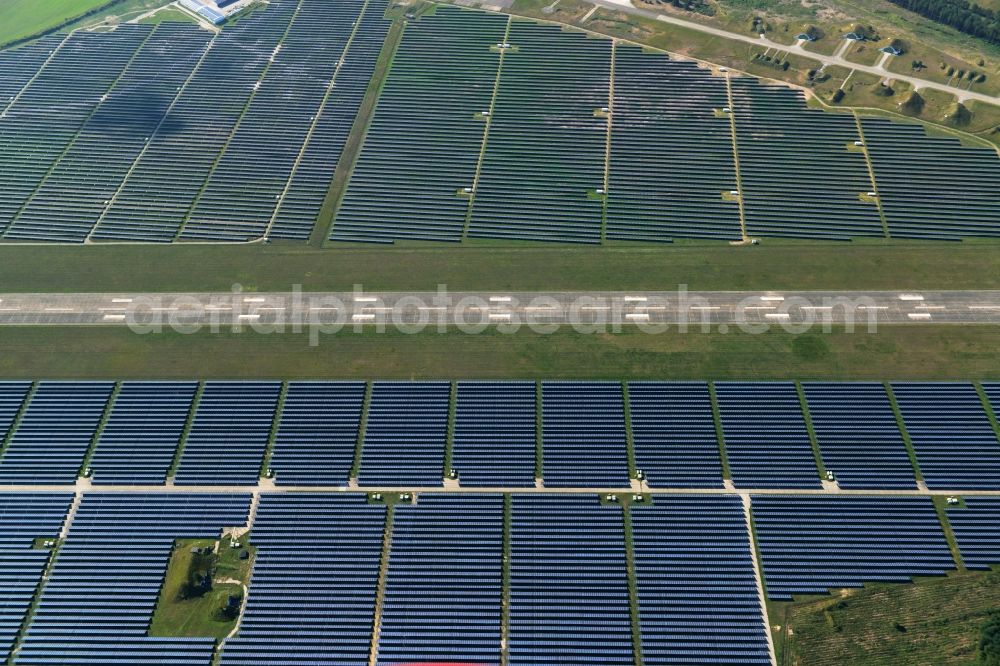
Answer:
xmin=1 ymin=324 xmax=998 ymax=379
xmin=772 ymin=570 xmax=1000 ymax=666
xmin=149 ymin=538 xmax=253 ymax=639
xmin=3 ymin=241 xmax=1000 ymax=292
xmin=0 ymin=0 xmax=117 ymax=46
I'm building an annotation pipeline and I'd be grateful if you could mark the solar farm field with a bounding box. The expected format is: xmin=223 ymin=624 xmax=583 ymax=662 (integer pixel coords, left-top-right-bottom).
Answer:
xmin=328 ymin=6 xmax=1000 ymax=245
xmin=0 ymin=0 xmax=391 ymax=243
xmin=0 ymin=378 xmax=997 ymax=489
xmin=0 ymin=3 xmax=998 ymax=244
xmin=0 ymin=378 xmax=998 ymax=664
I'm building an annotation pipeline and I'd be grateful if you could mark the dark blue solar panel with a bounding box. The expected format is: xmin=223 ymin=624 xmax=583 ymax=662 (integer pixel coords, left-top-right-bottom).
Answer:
xmin=0 ymin=493 xmax=72 ymax=662
xmin=19 ymin=493 xmax=250 ymax=664
xmin=270 ymin=381 xmax=364 ymax=486
xmin=716 ymin=382 xmax=821 ymax=489
xmin=0 ymin=381 xmax=31 ymax=437
xmin=88 ymin=381 xmax=197 ymax=485
xmin=173 ymin=381 xmax=281 ymax=486
xmin=541 ymin=381 xmax=630 ymax=488
xmin=804 ymin=382 xmax=917 ymax=489
xmin=752 ymin=495 xmax=954 ymax=600
xmin=892 ymin=382 xmax=1000 ymax=489
xmin=378 ymin=494 xmax=502 ymax=665
xmin=947 ymin=497 xmax=1000 ymax=570
xmin=358 ymin=381 xmax=450 ymax=487
xmin=221 ymin=493 xmax=384 ymax=666
xmin=93 ymin=1 xmax=299 ymax=241
xmin=0 ymin=26 xmax=153 ymax=239
xmin=628 ymin=381 xmax=724 ymax=488
xmin=5 ymin=24 xmax=213 ymax=242
xmin=633 ymin=496 xmax=770 ymax=665
xmin=452 ymin=381 xmax=536 ymax=487
xmin=182 ymin=0 xmax=368 ymax=241
xmin=269 ymin=0 xmax=391 ymax=240
xmin=509 ymin=495 xmax=633 ymax=664
xmin=0 ymin=382 xmax=114 ymax=485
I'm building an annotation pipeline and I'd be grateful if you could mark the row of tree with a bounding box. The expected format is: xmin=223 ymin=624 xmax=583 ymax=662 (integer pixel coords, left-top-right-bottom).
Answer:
xmin=888 ymin=0 xmax=1000 ymax=45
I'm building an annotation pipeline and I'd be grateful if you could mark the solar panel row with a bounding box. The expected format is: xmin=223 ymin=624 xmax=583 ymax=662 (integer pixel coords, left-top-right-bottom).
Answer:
xmin=92 ymin=2 xmax=299 ymax=242
xmin=19 ymin=493 xmax=250 ymax=665
xmin=88 ymin=381 xmax=197 ymax=486
xmin=379 ymin=494 xmax=503 ymax=665
xmin=4 ymin=24 xmax=213 ymax=242
xmin=1 ymin=7 xmax=998 ymax=243
xmin=221 ymin=493 xmax=385 ymax=666
xmin=0 ymin=27 xmax=154 ymax=238
xmin=332 ymin=7 xmax=508 ymax=243
xmin=862 ymin=118 xmax=1000 ymax=239
xmin=0 ymin=493 xmax=72 ymax=662
xmin=632 ymin=496 xmax=771 ymax=664
xmin=803 ymin=382 xmax=917 ymax=489
xmin=607 ymin=46 xmax=740 ymax=242
xmin=731 ymin=79 xmax=884 ymax=240
xmin=753 ymin=495 xmax=954 ymax=600
xmin=181 ymin=0 xmax=370 ymax=241
xmin=947 ymin=497 xmax=1000 ymax=570
xmin=268 ymin=0 xmax=392 ymax=240
xmin=715 ymin=382 xmax=822 ymax=489
xmin=467 ymin=21 xmax=611 ymax=244
xmin=3 ymin=380 xmax=1000 ymax=490
xmin=892 ymin=382 xmax=1000 ymax=490
xmin=4 ymin=491 xmax=996 ymax=663
xmin=329 ymin=9 xmax=1000 ymax=245
xmin=173 ymin=381 xmax=282 ymax=486
xmin=0 ymin=382 xmax=115 ymax=485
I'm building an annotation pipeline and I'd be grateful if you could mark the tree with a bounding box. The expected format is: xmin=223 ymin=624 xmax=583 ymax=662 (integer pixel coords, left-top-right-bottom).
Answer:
xmin=980 ymin=612 xmax=1000 ymax=666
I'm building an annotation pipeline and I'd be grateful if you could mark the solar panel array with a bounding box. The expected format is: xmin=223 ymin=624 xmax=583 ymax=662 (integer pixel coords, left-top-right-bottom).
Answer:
xmin=0 ymin=382 xmax=114 ymax=485
xmin=606 ymin=47 xmax=740 ymax=242
xmin=892 ymin=382 xmax=1000 ymax=489
xmin=715 ymin=382 xmax=821 ymax=489
xmin=5 ymin=24 xmax=212 ymax=241
xmin=269 ymin=381 xmax=364 ymax=486
xmin=452 ymin=381 xmax=537 ymax=487
xmin=0 ymin=27 xmax=153 ymax=238
xmin=269 ymin=0 xmax=392 ymax=240
xmin=0 ymin=493 xmax=72 ymax=662
xmin=181 ymin=0 xmax=369 ymax=241
xmin=509 ymin=495 xmax=634 ymax=665
xmin=467 ymin=22 xmax=611 ymax=243
xmin=0 ymin=36 xmax=63 ymax=109
xmin=632 ymin=496 xmax=770 ymax=665
xmin=173 ymin=381 xmax=282 ymax=486
xmin=93 ymin=2 xmax=297 ymax=241
xmin=803 ymin=382 xmax=917 ymax=489
xmin=19 ymin=493 xmax=250 ymax=665
xmin=947 ymin=497 xmax=1000 ymax=570
xmin=221 ymin=494 xmax=384 ymax=666
xmin=730 ymin=79 xmax=883 ymax=240
xmin=541 ymin=381 xmax=630 ymax=487
xmin=379 ymin=494 xmax=503 ymax=665
xmin=0 ymin=381 xmax=31 ymax=435
xmin=358 ymin=381 xmax=451 ymax=487
xmin=628 ymin=381 xmax=724 ymax=488
xmin=753 ymin=495 xmax=954 ymax=600
xmin=862 ymin=118 xmax=1000 ymax=239
xmin=332 ymin=7 xmax=506 ymax=243
xmin=88 ymin=381 xmax=197 ymax=485
xmin=1 ymin=488 xmax=999 ymax=662
xmin=0 ymin=0 xmax=389 ymax=242
xmin=1 ymin=6 xmax=999 ymax=243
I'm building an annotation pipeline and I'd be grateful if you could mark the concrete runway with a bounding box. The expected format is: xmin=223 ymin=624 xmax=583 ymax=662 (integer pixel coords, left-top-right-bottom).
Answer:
xmin=0 ymin=290 xmax=998 ymax=326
